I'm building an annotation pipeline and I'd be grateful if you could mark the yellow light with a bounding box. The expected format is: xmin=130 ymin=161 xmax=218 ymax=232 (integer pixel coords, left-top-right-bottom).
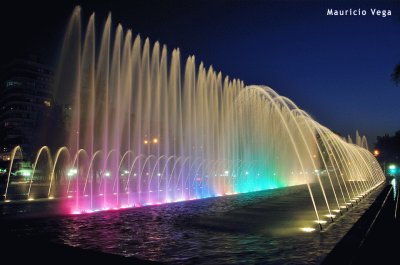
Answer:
xmin=153 ymin=138 xmax=158 ymax=144
xmin=48 ymin=196 xmax=54 ymax=200
xmin=325 ymin=214 xmax=336 ymax=218
xmin=28 ymin=198 xmax=34 ymax=201
xmin=144 ymin=140 xmax=148 ymax=144
xmin=301 ymin=227 xmax=316 ymax=232
xmin=373 ymin=149 xmax=380 ymax=156
xmin=315 ymin=220 xmax=327 ymax=224
xmin=5 ymin=200 xmax=11 ymax=202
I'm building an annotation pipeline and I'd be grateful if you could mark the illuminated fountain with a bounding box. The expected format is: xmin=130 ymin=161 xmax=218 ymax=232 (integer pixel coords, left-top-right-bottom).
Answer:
xmin=2 ymin=7 xmax=385 ymax=229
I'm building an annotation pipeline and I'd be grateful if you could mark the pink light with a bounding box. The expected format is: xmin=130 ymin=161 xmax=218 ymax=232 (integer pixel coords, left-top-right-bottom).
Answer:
xmin=67 ymin=195 xmax=73 ymax=198
xmin=72 ymin=211 xmax=81 ymax=215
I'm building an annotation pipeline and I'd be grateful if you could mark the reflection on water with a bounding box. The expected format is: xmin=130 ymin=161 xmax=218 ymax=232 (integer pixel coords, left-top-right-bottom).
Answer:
xmin=391 ymin=178 xmax=397 ymax=201
xmin=1 ymin=185 xmax=382 ymax=264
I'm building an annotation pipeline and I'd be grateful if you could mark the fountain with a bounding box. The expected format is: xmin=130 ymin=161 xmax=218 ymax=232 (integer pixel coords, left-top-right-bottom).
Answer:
xmin=2 ymin=7 xmax=385 ymax=229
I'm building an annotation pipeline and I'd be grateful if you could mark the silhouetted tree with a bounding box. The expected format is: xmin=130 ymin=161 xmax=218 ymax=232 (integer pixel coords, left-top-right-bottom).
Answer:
xmin=392 ymin=63 xmax=400 ymax=86
xmin=374 ymin=130 xmax=400 ymax=165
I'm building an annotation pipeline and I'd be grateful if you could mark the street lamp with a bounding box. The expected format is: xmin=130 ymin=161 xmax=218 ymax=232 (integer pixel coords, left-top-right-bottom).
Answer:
xmin=388 ymin=164 xmax=397 ymax=176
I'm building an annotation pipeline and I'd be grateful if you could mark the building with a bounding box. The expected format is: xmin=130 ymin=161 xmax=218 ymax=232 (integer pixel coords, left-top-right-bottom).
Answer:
xmin=0 ymin=55 xmax=55 ymax=160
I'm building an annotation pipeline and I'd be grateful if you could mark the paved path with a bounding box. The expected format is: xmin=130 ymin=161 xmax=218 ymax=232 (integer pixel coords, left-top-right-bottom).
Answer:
xmin=323 ymin=180 xmax=399 ymax=264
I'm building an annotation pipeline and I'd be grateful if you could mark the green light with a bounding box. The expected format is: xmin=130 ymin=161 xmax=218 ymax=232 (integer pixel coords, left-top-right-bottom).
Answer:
xmin=389 ymin=164 xmax=397 ymax=175
xmin=17 ymin=169 xmax=32 ymax=177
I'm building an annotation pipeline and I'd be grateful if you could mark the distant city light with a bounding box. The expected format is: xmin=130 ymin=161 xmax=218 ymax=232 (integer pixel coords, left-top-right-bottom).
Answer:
xmin=373 ymin=149 xmax=380 ymax=156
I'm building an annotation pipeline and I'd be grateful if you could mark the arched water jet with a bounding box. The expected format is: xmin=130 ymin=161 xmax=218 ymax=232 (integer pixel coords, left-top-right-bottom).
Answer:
xmin=83 ymin=150 xmax=102 ymax=195
xmin=4 ymin=146 xmax=23 ymax=201
xmin=48 ymin=147 xmax=70 ymax=198
xmin=28 ymin=146 xmax=52 ymax=200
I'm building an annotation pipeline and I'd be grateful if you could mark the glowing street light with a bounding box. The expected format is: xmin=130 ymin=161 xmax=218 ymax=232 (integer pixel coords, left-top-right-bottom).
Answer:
xmin=153 ymin=138 xmax=158 ymax=144
xmin=373 ymin=149 xmax=380 ymax=157
xmin=388 ymin=164 xmax=397 ymax=175
xmin=144 ymin=140 xmax=149 ymax=145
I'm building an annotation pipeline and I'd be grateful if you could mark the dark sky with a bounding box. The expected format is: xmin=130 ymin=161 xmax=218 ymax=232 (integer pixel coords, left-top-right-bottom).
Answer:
xmin=1 ymin=0 xmax=400 ymax=144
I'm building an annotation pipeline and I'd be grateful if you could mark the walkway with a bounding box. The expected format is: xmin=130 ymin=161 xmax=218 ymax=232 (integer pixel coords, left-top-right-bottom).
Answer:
xmin=322 ymin=179 xmax=399 ymax=264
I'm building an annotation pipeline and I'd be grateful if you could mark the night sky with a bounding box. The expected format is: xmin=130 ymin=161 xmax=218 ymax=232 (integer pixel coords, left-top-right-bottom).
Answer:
xmin=1 ymin=0 xmax=400 ymax=144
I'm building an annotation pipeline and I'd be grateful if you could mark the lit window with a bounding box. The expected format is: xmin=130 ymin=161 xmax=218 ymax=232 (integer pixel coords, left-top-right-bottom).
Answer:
xmin=6 ymin=80 xmax=21 ymax=87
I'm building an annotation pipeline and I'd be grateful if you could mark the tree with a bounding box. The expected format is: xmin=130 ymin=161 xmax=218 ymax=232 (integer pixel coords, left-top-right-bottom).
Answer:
xmin=392 ymin=63 xmax=400 ymax=86
xmin=374 ymin=130 xmax=400 ymax=165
